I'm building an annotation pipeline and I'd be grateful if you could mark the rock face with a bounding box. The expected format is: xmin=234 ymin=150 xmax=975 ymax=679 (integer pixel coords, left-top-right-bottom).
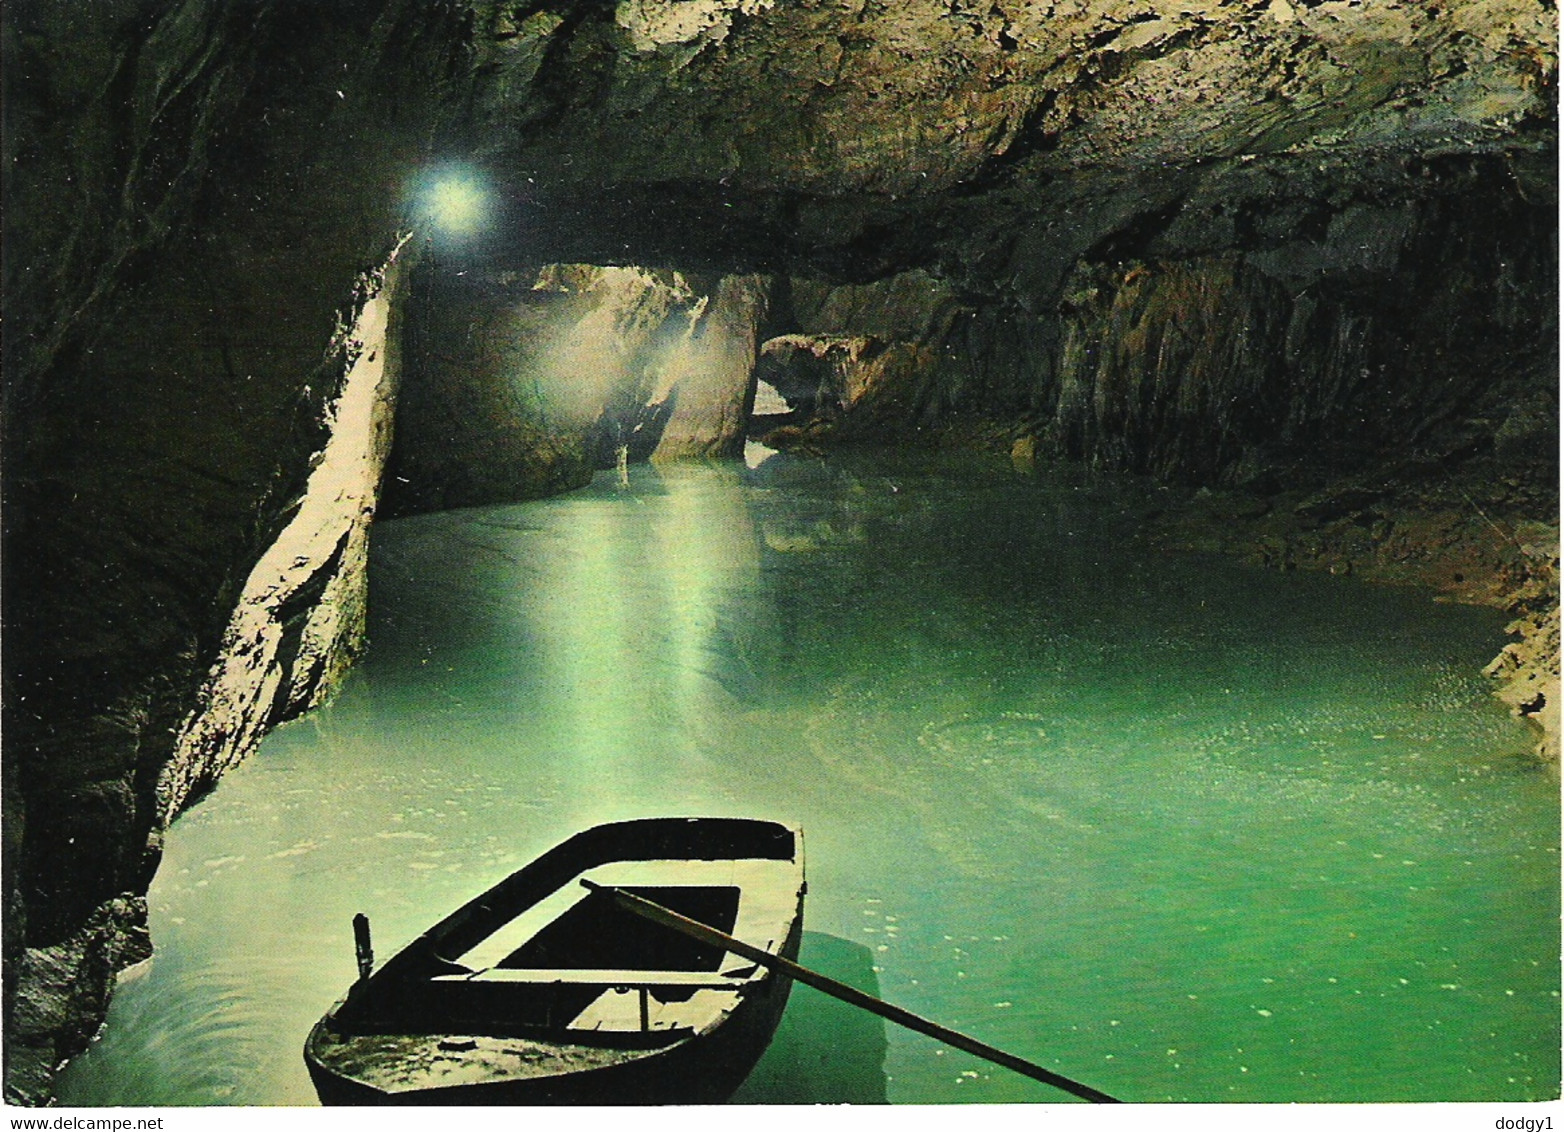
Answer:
xmin=159 ymin=250 xmax=411 ymax=821
xmin=7 ymin=250 xmax=410 ymax=1100
xmin=3 ymin=0 xmax=468 ymax=1100
xmin=3 ymin=0 xmax=1555 ymax=1103
xmin=651 ymin=273 xmax=770 ymax=461
xmin=1043 ymin=168 xmax=1555 ymax=487
xmin=382 ymin=262 xmax=768 ymax=515
xmin=1488 ymin=599 xmax=1562 ymax=762
xmin=378 ymin=261 xmax=598 ymax=517
xmin=757 ymin=271 xmax=970 ymax=442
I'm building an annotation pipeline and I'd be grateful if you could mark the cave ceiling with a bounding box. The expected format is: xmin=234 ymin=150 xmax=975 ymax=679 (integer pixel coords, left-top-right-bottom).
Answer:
xmin=446 ymin=0 xmax=1554 ymax=282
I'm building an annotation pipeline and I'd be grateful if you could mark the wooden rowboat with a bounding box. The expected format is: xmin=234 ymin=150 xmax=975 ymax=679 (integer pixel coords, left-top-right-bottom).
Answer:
xmin=304 ymin=817 xmax=805 ymax=1105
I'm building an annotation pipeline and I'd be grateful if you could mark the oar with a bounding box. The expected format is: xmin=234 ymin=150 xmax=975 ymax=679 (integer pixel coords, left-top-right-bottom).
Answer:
xmin=580 ymin=879 xmax=1120 ymax=1103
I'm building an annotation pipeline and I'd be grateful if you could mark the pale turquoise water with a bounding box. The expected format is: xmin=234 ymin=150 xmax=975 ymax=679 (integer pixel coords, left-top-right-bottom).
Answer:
xmin=58 ymin=452 xmax=1559 ymax=1105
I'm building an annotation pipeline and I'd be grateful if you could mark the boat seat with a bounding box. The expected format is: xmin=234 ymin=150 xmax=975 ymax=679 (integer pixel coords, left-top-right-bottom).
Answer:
xmin=432 ymin=968 xmax=751 ymax=989
xmin=424 ymin=968 xmax=742 ymax=1034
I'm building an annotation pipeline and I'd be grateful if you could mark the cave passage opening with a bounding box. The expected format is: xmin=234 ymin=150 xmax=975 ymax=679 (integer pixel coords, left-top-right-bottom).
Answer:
xmin=376 ymin=244 xmax=829 ymax=517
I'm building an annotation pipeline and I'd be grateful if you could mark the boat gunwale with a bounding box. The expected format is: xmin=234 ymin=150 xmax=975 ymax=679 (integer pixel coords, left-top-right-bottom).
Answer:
xmin=317 ymin=817 xmax=802 ymax=1037
xmin=305 ymin=818 xmax=805 ymax=1105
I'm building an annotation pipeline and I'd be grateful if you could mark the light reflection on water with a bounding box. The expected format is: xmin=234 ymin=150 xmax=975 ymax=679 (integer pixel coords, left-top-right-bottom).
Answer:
xmin=58 ymin=453 xmax=1558 ymax=1106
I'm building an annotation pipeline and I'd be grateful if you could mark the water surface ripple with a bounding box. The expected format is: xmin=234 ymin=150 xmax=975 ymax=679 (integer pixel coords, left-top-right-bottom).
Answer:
xmin=59 ymin=454 xmax=1559 ymax=1105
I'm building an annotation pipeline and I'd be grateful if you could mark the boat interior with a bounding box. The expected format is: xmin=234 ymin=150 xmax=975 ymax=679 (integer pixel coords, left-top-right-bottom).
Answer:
xmin=424 ymin=857 xmax=800 ymax=1038
xmin=328 ymin=820 xmax=804 ymax=1047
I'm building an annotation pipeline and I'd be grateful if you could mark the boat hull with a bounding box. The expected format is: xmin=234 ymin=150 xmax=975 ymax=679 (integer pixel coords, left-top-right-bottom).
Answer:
xmin=307 ymin=917 xmax=799 ymax=1104
xmin=304 ymin=818 xmax=804 ymax=1105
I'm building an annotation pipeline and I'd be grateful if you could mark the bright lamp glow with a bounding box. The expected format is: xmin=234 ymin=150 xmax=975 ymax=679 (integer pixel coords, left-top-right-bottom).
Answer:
xmin=418 ymin=169 xmax=487 ymax=236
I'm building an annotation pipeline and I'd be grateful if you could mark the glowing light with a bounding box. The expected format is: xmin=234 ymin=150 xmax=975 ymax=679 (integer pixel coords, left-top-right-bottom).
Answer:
xmin=417 ymin=168 xmax=488 ymax=236
xmin=431 ymin=177 xmax=483 ymax=232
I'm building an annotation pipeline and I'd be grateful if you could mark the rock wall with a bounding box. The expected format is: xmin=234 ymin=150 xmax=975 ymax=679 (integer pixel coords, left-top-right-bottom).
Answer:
xmin=6 ymin=248 xmax=412 ymax=1099
xmin=378 ymin=261 xmax=596 ymax=517
xmin=1041 ymin=159 xmax=1558 ymax=488
xmin=651 ymin=273 xmax=770 ymax=461
xmin=382 ymin=262 xmax=769 ymax=515
xmin=3 ymin=0 xmax=468 ymax=1101
xmin=761 ymin=271 xmax=970 ymax=436
xmin=1488 ymin=594 xmax=1562 ymax=763
xmin=756 ymin=156 xmax=1554 ymax=478
xmin=157 ymin=248 xmax=412 ymax=821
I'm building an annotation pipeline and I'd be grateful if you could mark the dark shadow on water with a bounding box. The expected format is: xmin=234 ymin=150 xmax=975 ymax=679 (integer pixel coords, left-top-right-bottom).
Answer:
xmin=730 ymin=932 xmax=889 ymax=1104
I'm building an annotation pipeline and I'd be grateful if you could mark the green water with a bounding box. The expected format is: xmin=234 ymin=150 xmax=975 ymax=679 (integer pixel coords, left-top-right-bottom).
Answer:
xmin=57 ymin=452 xmax=1559 ymax=1105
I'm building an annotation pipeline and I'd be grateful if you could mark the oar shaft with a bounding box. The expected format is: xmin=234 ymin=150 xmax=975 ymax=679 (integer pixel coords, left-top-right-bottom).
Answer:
xmin=581 ymin=879 xmax=1119 ymax=1104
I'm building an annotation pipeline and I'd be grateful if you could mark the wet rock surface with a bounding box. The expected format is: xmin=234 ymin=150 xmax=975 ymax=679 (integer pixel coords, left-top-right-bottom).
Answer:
xmin=1143 ymin=465 xmax=1560 ymax=763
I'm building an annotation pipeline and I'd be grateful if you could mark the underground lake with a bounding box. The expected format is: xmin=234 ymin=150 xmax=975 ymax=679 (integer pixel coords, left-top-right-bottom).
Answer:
xmin=56 ymin=451 xmax=1559 ymax=1106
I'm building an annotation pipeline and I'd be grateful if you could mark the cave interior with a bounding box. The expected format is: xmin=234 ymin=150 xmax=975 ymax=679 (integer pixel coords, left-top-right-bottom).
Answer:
xmin=1 ymin=0 xmax=1558 ymax=1105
